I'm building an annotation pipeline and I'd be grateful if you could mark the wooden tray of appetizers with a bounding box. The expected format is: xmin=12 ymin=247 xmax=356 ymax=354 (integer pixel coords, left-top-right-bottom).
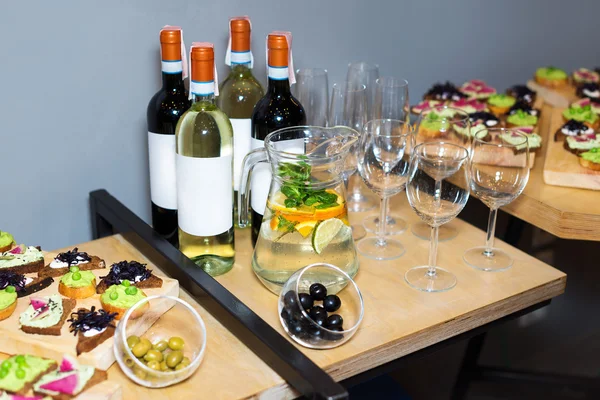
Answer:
xmin=0 ymin=246 xmax=179 ymax=371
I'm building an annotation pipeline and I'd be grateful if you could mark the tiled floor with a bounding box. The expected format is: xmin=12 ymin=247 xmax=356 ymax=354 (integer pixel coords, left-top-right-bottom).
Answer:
xmin=375 ymin=200 xmax=599 ymax=399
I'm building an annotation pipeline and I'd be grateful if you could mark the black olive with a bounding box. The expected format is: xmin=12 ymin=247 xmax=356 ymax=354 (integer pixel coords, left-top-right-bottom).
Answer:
xmin=323 ymin=295 xmax=341 ymax=312
xmin=326 ymin=314 xmax=343 ymax=329
xmin=309 ymin=305 xmax=327 ymax=321
xmin=280 ymin=309 xmax=290 ymax=321
xmin=309 ymin=326 xmax=324 ymax=339
xmin=325 ymin=327 xmax=344 ymax=341
xmin=309 ymin=283 xmax=327 ymax=300
xmin=313 ymin=315 xmax=327 ymax=327
xmin=289 ymin=322 xmax=305 ymax=336
xmin=298 ymin=293 xmax=314 ymax=310
xmin=283 ymin=290 xmax=297 ymax=310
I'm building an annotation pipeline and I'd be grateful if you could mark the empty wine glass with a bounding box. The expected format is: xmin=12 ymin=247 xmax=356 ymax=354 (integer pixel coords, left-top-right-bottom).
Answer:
xmin=364 ymin=77 xmax=411 ymax=236
xmin=346 ymin=62 xmax=380 ymax=120
xmin=357 ymin=119 xmax=413 ymax=260
xmin=411 ymin=106 xmax=471 ymax=242
xmin=330 ymin=82 xmax=377 ymax=218
xmin=405 ymin=142 xmax=470 ymax=292
xmin=292 ymin=68 xmax=329 ymax=127
xmin=463 ymin=128 xmax=530 ymax=271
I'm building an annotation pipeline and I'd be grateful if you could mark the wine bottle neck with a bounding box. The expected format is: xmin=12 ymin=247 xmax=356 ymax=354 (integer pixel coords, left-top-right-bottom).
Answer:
xmin=190 ymin=80 xmax=216 ymax=103
xmin=192 ymin=93 xmax=215 ymax=103
xmin=162 ymin=71 xmax=185 ymax=90
xmin=267 ymin=66 xmax=291 ymax=95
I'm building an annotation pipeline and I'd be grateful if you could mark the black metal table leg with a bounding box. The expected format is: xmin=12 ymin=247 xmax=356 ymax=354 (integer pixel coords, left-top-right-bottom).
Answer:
xmin=450 ymin=333 xmax=487 ymax=400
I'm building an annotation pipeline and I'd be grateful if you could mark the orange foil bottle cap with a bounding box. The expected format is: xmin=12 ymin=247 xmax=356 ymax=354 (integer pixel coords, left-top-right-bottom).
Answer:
xmin=189 ymin=42 xmax=219 ymax=97
xmin=226 ymin=16 xmax=253 ymax=67
xmin=266 ymin=31 xmax=295 ymax=84
xmin=159 ymin=26 xmax=187 ymax=78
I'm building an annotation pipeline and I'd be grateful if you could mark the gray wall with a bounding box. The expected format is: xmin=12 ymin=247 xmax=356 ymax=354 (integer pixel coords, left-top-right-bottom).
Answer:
xmin=1 ymin=0 xmax=598 ymax=249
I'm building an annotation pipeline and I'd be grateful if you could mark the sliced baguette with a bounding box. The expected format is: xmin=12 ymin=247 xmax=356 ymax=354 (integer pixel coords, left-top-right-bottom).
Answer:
xmin=96 ymin=273 xmax=163 ymax=294
xmin=38 ymin=256 xmax=105 ymax=278
xmin=33 ymin=368 xmax=108 ymax=400
xmin=21 ymin=298 xmax=76 ymax=336
xmin=101 ymin=291 xmax=148 ymax=320
xmin=579 ymin=156 xmax=600 ymax=171
xmin=534 ymin=75 xmax=568 ymax=89
xmin=0 ymin=299 xmax=17 ymax=321
xmin=58 ymin=279 xmax=96 ymax=299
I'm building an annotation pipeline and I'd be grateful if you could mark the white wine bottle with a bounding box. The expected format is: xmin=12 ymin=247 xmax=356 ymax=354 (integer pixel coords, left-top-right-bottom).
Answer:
xmin=176 ymin=43 xmax=234 ymax=276
xmin=217 ymin=17 xmax=264 ymax=227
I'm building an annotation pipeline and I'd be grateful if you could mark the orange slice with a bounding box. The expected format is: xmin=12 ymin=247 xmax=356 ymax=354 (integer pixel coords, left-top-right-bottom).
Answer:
xmin=295 ymin=221 xmax=318 ymax=237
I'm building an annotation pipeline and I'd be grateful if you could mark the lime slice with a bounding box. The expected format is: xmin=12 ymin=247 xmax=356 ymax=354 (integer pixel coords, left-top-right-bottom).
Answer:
xmin=312 ymin=218 xmax=345 ymax=254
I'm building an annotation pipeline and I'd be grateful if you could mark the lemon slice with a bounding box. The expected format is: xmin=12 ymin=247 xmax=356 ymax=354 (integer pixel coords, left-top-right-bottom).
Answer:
xmin=312 ymin=218 xmax=346 ymax=254
xmin=295 ymin=220 xmax=318 ymax=238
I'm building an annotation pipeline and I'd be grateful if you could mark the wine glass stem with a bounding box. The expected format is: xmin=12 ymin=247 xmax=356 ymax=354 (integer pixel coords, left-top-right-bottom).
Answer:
xmin=484 ymin=208 xmax=498 ymax=256
xmin=378 ymin=196 xmax=389 ymax=246
xmin=428 ymin=225 xmax=439 ymax=276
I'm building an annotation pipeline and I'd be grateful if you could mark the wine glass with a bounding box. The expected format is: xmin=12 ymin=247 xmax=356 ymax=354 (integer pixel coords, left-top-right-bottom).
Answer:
xmin=329 ymin=82 xmax=370 ymax=240
xmin=364 ymin=77 xmax=411 ymax=236
xmin=292 ymin=68 xmax=329 ymax=127
xmin=405 ymin=142 xmax=470 ymax=292
xmin=346 ymin=61 xmax=380 ymax=120
xmin=356 ymin=119 xmax=413 ymax=260
xmin=463 ymin=128 xmax=530 ymax=271
xmin=411 ymin=106 xmax=471 ymax=242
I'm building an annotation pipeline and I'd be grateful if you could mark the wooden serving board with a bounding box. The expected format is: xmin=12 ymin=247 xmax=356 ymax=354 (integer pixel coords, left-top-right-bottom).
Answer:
xmin=542 ymin=106 xmax=600 ymax=190
xmin=0 ymin=253 xmax=179 ymax=371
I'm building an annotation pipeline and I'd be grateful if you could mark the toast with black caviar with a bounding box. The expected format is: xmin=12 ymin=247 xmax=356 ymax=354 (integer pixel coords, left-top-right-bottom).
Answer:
xmin=68 ymin=307 xmax=118 ymax=355
xmin=38 ymin=248 xmax=105 ymax=278
xmin=96 ymin=260 xmax=162 ymax=294
xmin=0 ymin=270 xmax=54 ymax=298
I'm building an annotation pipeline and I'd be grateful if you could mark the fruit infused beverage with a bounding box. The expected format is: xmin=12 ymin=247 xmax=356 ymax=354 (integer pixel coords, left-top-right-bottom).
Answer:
xmin=239 ymin=126 xmax=359 ymax=294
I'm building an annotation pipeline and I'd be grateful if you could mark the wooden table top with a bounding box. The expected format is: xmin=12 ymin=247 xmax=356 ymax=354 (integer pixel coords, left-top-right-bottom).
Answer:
xmin=7 ymin=200 xmax=565 ymax=399
xmin=498 ymin=102 xmax=600 ymax=241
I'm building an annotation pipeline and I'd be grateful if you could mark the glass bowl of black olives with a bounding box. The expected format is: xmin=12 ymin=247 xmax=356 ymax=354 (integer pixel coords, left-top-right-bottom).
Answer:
xmin=114 ymin=295 xmax=207 ymax=387
xmin=278 ymin=263 xmax=364 ymax=349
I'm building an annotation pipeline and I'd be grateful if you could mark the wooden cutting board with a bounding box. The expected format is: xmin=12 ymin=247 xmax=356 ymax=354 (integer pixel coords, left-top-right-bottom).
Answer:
xmin=543 ymin=106 xmax=600 ymax=190
xmin=0 ymin=253 xmax=179 ymax=370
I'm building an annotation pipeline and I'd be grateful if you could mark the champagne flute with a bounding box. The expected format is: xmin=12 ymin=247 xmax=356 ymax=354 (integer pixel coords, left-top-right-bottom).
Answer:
xmin=346 ymin=61 xmax=380 ymax=120
xmin=405 ymin=142 xmax=470 ymax=292
xmin=357 ymin=119 xmax=413 ymax=260
xmin=364 ymin=77 xmax=411 ymax=235
xmin=463 ymin=128 xmax=530 ymax=271
xmin=292 ymin=68 xmax=329 ymax=127
xmin=329 ymin=82 xmax=370 ymax=240
xmin=411 ymin=105 xmax=471 ymax=242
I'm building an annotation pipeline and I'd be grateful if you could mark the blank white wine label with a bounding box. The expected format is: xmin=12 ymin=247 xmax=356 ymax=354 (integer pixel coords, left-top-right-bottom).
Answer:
xmin=148 ymin=132 xmax=177 ymax=210
xmin=231 ymin=119 xmax=252 ymax=191
xmin=250 ymin=138 xmax=270 ymax=215
xmin=176 ymin=154 xmax=233 ymax=236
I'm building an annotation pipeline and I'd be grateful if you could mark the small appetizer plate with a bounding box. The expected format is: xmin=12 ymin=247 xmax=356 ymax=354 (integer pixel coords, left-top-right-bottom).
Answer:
xmin=114 ymin=295 xmax=207 ymax=388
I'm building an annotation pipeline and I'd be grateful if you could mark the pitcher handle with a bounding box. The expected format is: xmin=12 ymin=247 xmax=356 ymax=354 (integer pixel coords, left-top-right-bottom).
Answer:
xmin=238 ymin=147 xmax=268 ymax=228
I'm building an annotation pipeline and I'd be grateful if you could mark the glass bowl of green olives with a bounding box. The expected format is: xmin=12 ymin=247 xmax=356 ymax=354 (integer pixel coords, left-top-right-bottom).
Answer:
xmin=113 ymin=295 xmax=207 ymax=387
xmin=278 ymin=263 xmax=364 ymax=349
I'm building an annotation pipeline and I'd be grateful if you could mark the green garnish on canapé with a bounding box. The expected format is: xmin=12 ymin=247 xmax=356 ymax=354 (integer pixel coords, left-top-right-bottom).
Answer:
xmin=581 ymin=148 xmax=600 ymax=163
xmin=488 ymin=94 xmax=516 ymax=108
xmin=563 ymin=104 xmax=599 ymax=124
xmin=0 ymin=287 xmax=17 ymax=311
xmin=101 ymin=283 xmax=146 ymax=308
xmin=0 ymin=232 xmax=14 ymax=249
xmin=507 ymin=110 xmax=538 ymax=126
xmin=60 ymin=268 xmax=95 ymax=288
xmin=420 ymin=112 xmax=450 ymax=131
xmin=536 ymin=66 xmax=567 ymax=80
xmin=0 ymin=355 xmax=55 ymax=393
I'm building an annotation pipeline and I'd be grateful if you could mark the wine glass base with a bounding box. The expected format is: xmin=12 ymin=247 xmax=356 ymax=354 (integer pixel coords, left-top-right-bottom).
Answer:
xmin=412 ymin=222 xmax=458 ymax=242
xmin=404 ymin=266 xmax=457 ymax=292
xmin=363 ymin=215 xmax=407 ymax=235
xmin=351 ymin=224 xmax=366 ymax=241
xmin=357 ymin=237 xmax=405 ymax=260
xmin=347 ymin=192 xmax=378 ymax=212
xmin=463 ymin=247 xmax=513 ymax=272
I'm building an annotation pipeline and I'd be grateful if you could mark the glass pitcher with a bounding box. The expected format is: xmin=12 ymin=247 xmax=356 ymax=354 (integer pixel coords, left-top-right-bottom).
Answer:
xmin=239 ymin=126 xmax=360 ymax=294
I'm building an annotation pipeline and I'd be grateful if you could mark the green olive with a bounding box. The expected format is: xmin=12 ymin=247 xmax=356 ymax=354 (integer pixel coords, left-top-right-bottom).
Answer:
xmin=168 ymin=336 xmax=185 ymax=351
xmin=152 ymin=340 xmax=168 ymax=352
xmin=1 ymin=361 xmax=11 ymax=370
xmin=122 ymin=279 xmax=131 ymax=287
xmin=123 ymin=355 xmax=135 ymax=368
xmin=125 ymin=286 xmax=138 ymax=296
xmin=180 ymin=357 xmax=191 ymax=367
xmin=72 ymin=272 xmax=82 ymax=281
xmin=133 ymin=365 xmax=147 ymax=380
xmin=143 ymin=349 xmax=163 ymax=363
xmin=69 ymin=266 xmax=80 ymax=273
xmin=109 ymin=291 xmax=118 ymax=300
xmin=175 ymin=363 xmax=187 ymax=371
xmin=159 ymin=361 xmax=170 ymax=372
xmin=166 ymin=350 xmax=183 ymax=368
xmin=131 ymin=341 xmax=151 ymax=358
xmin=5 ymin=286 xmax=15 ymax=294
xmin=146 ymin=360 xmax=161 ymax=370
xmin=15 ymin=368 xmax=25 ymax=379
xmin=126 ymin=335 xmax=140 ymax=349
xmin=140 ymin=338 xmax=152 ymax=348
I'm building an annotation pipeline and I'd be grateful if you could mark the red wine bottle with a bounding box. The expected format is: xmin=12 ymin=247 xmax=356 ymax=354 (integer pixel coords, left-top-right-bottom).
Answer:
xmin=147 ymin=27 xmax=191 ymax=246
xmin=250 ymin=32 xmax=306 ymax=245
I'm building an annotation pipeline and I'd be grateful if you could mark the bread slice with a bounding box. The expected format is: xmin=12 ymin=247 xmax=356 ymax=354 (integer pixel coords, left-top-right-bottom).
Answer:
xmin=0 ymin=300 xmax=17 ymax=321
xmin=19 ymin=276 xmax=54 ymax=298
xmin=0 ymin=357 xmax=57 ymax=396
xmin=534 ymin=75 xmax=568 ymax=88
xmin=101 ymin=291 xmax=149 ymax=320
xmin=96 ymin=273 xmax=163 ymax=294
xmin=0 ymin=258 xmax=45 ymax=275
xmin=579 ymin=156 xmax=600 ymax=171
xmin=38 ymin=256 xmax=105 ymax=278
xmin=33 ymin=368 xmax=108 ymax=400
xmin=0 ymin=243 xmax=13 ymax=253
xmin=76 ymin=324 xmax=115 ymax=355
xmin=58 ymin=279 xmax=96 ymax=299
xmin=21 ymin=298 xmax=76 ymax=336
